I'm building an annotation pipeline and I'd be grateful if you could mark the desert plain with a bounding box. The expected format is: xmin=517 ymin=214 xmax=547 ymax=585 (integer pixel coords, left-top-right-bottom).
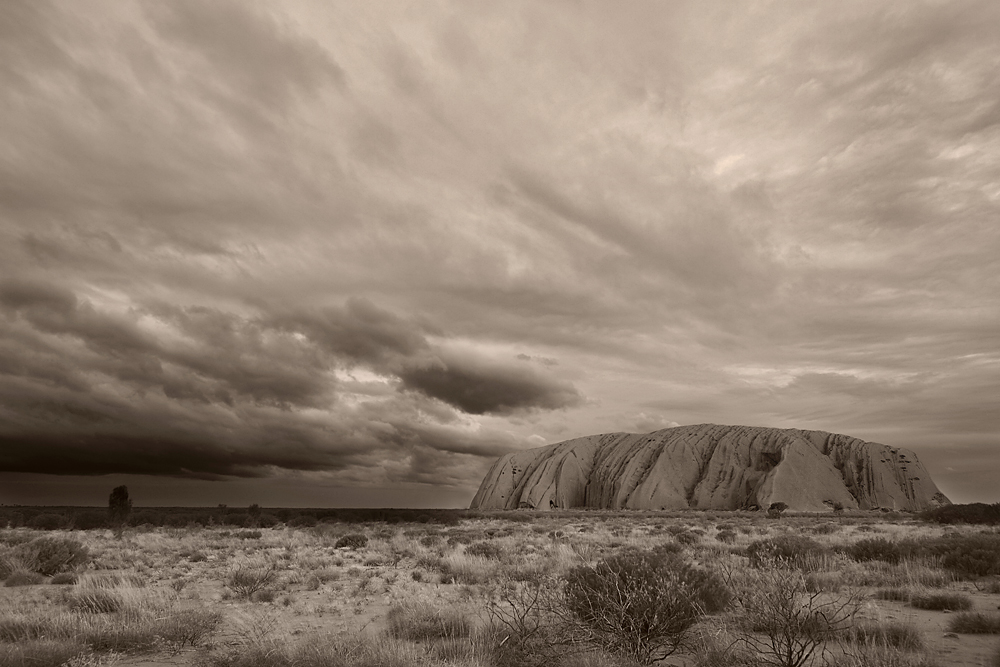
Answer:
xmin=2 ymin=508 xmax=1000 ymax=667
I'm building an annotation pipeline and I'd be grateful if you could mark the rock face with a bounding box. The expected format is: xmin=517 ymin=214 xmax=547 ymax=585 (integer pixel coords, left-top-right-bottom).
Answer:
xmin=470 ymin=424 xmax=950 ymax=512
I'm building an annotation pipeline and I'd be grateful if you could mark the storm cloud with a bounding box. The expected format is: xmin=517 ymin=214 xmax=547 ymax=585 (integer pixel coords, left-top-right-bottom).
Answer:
xmin=1 ymin=1 xmax=998 ymax=505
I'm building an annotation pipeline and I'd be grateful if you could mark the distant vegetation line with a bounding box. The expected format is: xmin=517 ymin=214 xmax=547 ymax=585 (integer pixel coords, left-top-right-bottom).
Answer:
xmin=0 ymin=502 xmax=998 ymax=530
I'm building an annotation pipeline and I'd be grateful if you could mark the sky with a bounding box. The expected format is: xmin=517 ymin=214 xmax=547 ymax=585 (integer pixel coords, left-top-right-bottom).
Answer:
xmin=1 ymin=1 xmax=998 ymax=508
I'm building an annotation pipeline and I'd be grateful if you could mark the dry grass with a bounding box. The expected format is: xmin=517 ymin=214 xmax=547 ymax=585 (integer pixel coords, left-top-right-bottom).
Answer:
xmin=0 ymin=514 xmax=995 ymax=667
xmin=947 ymin=612 xmax=1000 ymax=634
xmin=909 ymin=591 xmax=973 ymax=611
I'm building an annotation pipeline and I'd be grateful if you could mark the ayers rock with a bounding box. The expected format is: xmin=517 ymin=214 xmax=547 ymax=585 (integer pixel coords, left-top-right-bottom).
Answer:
xmin=470 ymin=424 xmax=950 ymax=512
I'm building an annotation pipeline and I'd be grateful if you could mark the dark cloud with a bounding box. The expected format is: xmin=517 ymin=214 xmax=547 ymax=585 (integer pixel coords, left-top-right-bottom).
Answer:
xmin=399 ymin=351 xmax=582 ymax=415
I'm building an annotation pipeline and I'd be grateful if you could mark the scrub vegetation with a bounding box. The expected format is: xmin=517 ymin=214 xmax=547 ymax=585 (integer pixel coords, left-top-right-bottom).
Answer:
xmin=2 ymin=505 xmax=1000 ymax=667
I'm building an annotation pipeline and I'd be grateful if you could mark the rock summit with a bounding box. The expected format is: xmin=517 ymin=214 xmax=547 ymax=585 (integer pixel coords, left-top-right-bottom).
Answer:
xmin=470 ymin=424 xmax=949 ymax=512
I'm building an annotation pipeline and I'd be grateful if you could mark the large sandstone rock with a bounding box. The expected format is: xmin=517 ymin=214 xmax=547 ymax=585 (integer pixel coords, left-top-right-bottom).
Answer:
xmin=470 ymin=424 xmax=950 ymax=512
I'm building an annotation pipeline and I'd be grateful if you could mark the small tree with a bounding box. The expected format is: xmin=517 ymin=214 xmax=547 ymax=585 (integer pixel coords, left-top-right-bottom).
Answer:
xmin=768 ymin=502 xmax=789 ymax=518
xmin=108 ymin=485 xmax=132 ymax=537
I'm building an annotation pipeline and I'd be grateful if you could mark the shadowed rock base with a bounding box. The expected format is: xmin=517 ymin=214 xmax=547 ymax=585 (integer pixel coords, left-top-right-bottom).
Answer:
xmin=470 ymin=424 xmax=950 ymax=512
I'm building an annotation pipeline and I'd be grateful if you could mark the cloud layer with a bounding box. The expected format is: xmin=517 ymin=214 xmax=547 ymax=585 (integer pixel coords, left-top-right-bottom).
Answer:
xmin=1 ymin=1 xmax=998 ymax=504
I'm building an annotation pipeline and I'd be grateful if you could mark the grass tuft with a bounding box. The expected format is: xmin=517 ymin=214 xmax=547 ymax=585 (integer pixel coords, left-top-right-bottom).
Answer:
xmin=909 ymin=592 xmax=972 ymax=611
xmin=0 ymin=640 xmax=86 ymax=667
xmin=386 ymin=602 xmax=472 ymax=641
xmin=846 ymin=621 xmax=924 ymax=651
xmin=4 ymin=570 xmax=45 ymax=587
xmin=947 ymin=612 xmax=1000 ymax=634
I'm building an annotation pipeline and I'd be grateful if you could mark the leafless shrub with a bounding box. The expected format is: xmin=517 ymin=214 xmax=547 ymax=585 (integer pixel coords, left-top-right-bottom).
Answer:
xmin=723 ymin=560 xmax=862 ymax=667
xmin=563 ymin=549 xmax=730 ymax=664
xmin=226 ymin=559 xmax=278 ymax=600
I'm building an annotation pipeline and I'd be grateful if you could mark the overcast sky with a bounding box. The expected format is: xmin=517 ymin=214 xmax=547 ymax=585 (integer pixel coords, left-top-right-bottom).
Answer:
xmin=1 ymin=1 xmax=998 ymax=508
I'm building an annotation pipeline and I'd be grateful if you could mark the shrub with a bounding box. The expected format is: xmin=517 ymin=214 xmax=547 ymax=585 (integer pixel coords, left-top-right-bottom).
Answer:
xmin=50 ymin=572 xmax=77 ymax=585
xmin=909 ymin=592 xmax=972 ymax=611
xmin=974 ymin=578 xmax=1000 ymax=594
xmin=288 ymin=515 xmax=317 ymax=528
xmin=848 ymin=538 xmax=902 ymax=564
xmin=15 ymin=537 xmax=89 ymax=576
xmin=335 ymin=534 xmax=368 ymax=550
xmin=767 ymin=502 xmax=789 ymax=518
xmin=947 ymin=612 xmax=1000 ymax=634
xmin=805 ymin=572 xmax=843 ymax=593
xmin=251 ymin=589 xmax=277 ymax=603
xmin=716 ymin=529 xmax=737 ymax=544
xmin=922 ymin=502 xmax=1000 ymax=525
xmin=466 ymin=541 xmax=505 ymax=560
xmin=746 ymin=535 xmax=823 ymax=568
xmin=153 ymin=609 xmax=223 ymax=650
xmin=811 ymin=523 xmax=841 ymax=535
xmin=829 ymin=647 xmax=941 ymax=667
xmin=25 ymin=514 xmax=65 ymax=530
xmin=4 ymin=570 xmax=45 ymax=587
xmin=235 ymin=530 xmax=262 ymax=540
xmin=226 ymin=560 xmax=278 ymax=599
xmin=675 ymin=531 xmax=701 ymax=545
xmin=0 ymin=640 xmax=85 ymax=667
xmin=386 ymin=603 xmax=472 ymax=641
xmin=941 ymin=535 xmax=1000 ymax=578
xmin=872 ymin=588 xmax=910 ymax=602
xmin=72 ymin=510 xmax=108 ymax=530
xmin=564 ymin=549 xmax=730 ymax=664
xmin=846 ymin=622 xmax=923 ymax=651
xmin=732 ymin=565 xmax=863 ymax=667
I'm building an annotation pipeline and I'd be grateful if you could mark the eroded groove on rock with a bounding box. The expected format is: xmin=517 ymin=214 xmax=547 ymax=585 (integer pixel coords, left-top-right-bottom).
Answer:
xmin=470 ymin=424 xmax=950 ymax=512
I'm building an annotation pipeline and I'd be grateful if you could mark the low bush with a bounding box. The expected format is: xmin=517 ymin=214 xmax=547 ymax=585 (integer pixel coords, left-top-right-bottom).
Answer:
xmin=0 ymin=639 xmax=85 ymax=667
xmin=465 ymin=541 xmax=505 ymax=560
xmin=872 ymin=588 xmax=910 ymax=602
xmin=846 ymin=621 xmax=923 ymax=651
xmin=909 ymin=592 xmax=972 ymax=611
xmin=974 ymin=578 xmax=1000 ymax=594
xmin=675 ymin=531 xmax=701 ymax=545
xmin=4 ymin=570 xmax=45 ymax=587
xmin=716 ymin=529 xmax=737 ymax=544
xmin=25 ymin=514 xmax=65 ymax=530
xmin=746 ymin=535 xmax=824 ymax=568
xmin=805 ymin=571 xmax=843 ymax=593
xmin=922 ymin=502 xmax=1000 ymax=525
xmin=564 ymin=548 xmax=730 ymax=664
xmin=941 ymin=535 xmax=1000 ymax=578
xmin=50 ymin=572 xmax=77 ymax=585
xmin=72 ymin=510 xmax=108 ymax=530
xmin=947 ymin=612 xmax=1000 ymax=634
xmin=226 ymin=560 xmax=278 ymax=600
xmin=386 ymin=603 xmax=472 ymax=641
xmin=848 ymin=538 xmax=902 ymax=564
xmin=235 ymin=530 xmax=262 ymax=540
xmin=732 ymin=565 xmax=864 ymax=667
xmin=334 ymin=534 xmax=368 ymax=550
xmin=14 ymin=537 xmax=89 ymax=576
xmin=898 ymin=533 xmax=1000 ymax=578
xmin=288 ymin=515 xmax=317 ymax=528
xmin=829 ymin=647 xmax=942 ymax=667
xmin=151 ymin=609 xmax=223 ymax=650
